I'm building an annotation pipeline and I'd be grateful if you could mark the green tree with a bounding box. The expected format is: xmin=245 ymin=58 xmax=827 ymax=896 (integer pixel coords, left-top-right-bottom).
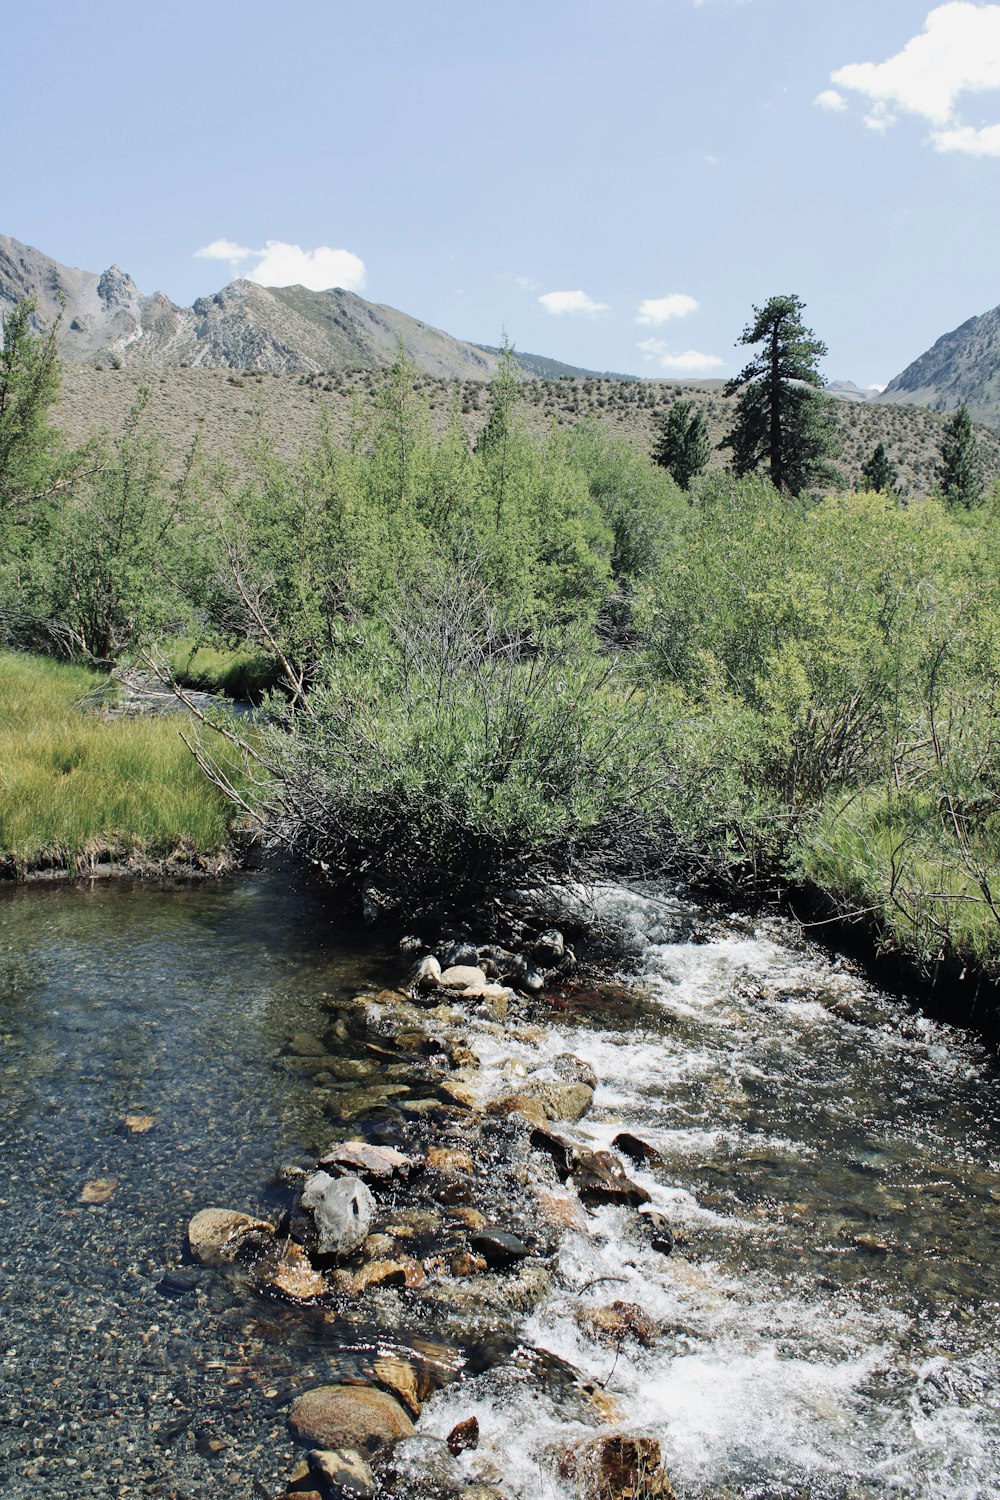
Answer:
xmin=0 ymin=299 xmax=63 ymax=524
xmin=938 ymin=404 xmax=982 ymax=509
xmin=651 ymin=399 xmax=710 ymax=490
xmin=721 ymin=294 xmax=839 ymax=496
xmin=860 ymin=440 xmax=898 ymax=496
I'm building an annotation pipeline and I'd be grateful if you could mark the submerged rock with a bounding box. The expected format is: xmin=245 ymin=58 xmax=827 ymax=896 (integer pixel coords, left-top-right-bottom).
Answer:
xmin=187 ymin=1208 xmax=274 ymax=1265
xmin=300 ymin=1172 xmax=374 ymax=1258
xmin=577 ymin=1300 xmax=660 ymax=1348
xmin=555 ymin=1434 xmax=675 ymax=1500
xmin=288 ymin=1383 xmax=414 ymax=1453
xmin=269 ymin=1240 xmax=329 ymax=1303
xmin=306 ymin=1446 xmax=376 ymax=1499
xmin=572 ymin=1151 xmax=651 ymax=1208
xmin=470 ymin=1228 xmax=531 ymax=1268
xmin=373 ymin=1434 xmax=465 ymax=1500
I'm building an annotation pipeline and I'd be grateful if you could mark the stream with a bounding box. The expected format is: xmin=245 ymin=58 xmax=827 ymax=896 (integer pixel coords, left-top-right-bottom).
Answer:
xmin=0 ymin=871 xmax=998 ymax=1498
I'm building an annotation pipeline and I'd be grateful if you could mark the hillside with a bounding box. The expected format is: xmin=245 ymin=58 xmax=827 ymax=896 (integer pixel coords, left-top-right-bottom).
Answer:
xmin=882 ymin=303 xmax=1000 ymax=428
xmin=51 ymin=362 xmax=1000 ymax=498
xmin=0 ymin=234 xmax=502 ymax=379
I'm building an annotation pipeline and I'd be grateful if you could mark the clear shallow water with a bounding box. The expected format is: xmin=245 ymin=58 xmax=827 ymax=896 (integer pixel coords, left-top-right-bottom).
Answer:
xmin=1 ymin=875 xmax=999 ymax=1499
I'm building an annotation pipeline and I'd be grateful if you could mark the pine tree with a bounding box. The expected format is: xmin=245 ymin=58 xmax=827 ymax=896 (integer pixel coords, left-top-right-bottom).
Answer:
xmin=860 ymin=440 xmax=898 ymax=496
xmin=938 ymin=404 xmax=982 ymax=509
xmin=721 ymin=294 xmax=839 ymax=496
xmin=651 ymin=399 xmax=710 ymax=490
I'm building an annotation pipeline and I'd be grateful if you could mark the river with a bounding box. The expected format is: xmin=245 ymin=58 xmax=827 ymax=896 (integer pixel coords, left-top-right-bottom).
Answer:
xmin=1 ymin=871 xmax=998 ymax=1498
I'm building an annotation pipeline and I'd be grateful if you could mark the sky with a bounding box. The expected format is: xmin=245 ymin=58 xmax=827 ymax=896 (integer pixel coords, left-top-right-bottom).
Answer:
xmin=7 ymin=0 xmax=1000 ymax=386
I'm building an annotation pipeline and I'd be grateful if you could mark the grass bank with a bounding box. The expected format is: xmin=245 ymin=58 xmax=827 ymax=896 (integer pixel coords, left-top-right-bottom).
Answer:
xmin=0 ymin=652 xmax=243 ymax=879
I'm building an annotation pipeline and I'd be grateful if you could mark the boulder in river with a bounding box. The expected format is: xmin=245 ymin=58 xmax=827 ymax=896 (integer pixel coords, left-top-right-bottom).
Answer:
xmin=533 ymin=928 xmax=565 ymax=965
xmin=187 ymin=1208 xmax=274 ymax=1265
xmin=612 ymin=1131 xmax=662 ymax=1167
xmin=572 ymin=1150 xmax=651 ymax=1207
xmin=411 ymin=954 xmax=443 ymax=991
xmin=299 ymin=1172 xmax=374 ymax=1257
xmin=318 ymin=1141 xmax=418 ymax=1182
xmin=554 ymin=1434 xmax=675 ymax=1500
xmin=446 ymin=1415 xmax=480 ymax=1456
xmin=305 ymin=1446 xmax=376 ymax=1499
xmin=288 ymin=1383 xmax=414 ymax=1452
xmin=518 ymin=1078 xmax=594 ymax=1122
xmin=372 ymin=1434 xmax=465 ymax=1500
xmin=470 ymin=1227 xmax=532 ymax=1268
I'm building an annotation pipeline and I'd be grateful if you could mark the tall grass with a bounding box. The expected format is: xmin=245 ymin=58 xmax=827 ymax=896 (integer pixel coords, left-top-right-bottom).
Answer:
xmin=162 ymin=638 xmax=278 ymax=700
xmin=0 ymin=652 xmax=239 ymax=874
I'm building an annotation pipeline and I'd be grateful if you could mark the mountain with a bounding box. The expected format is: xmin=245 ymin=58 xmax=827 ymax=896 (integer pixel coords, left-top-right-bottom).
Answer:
xmin=474 ymin=343 xmax=639 ymax=382
xmin=0 ymin=234 xmax=501 ymax=379
xmin=825 ymin=380 xmax=884 ymax=404
xmin=881 ymin=304 xmax=1000 ymax=428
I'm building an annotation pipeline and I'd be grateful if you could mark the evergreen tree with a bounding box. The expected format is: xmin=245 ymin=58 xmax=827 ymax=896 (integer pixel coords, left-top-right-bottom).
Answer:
xmin=721 ymin=294 xmax=839 ymax=496
xmin=938 ymin=404 xmax=982 ymax=509
xmin=860 ymin=440 xmax=898 ymax=496
xmin=0 ymin=299 xmax=63 ymax=523
xmin=651 ymin=399 xmax=710 ymax=490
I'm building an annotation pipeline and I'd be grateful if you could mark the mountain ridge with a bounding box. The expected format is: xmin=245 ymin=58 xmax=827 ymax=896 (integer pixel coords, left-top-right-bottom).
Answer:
xmin=881 ymin=304 xmax=1000 ymax=427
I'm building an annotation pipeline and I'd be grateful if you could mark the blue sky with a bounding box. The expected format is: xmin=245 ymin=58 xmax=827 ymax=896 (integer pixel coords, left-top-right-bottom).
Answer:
xmin=9 ymin=1 xmax=1000 ymax=385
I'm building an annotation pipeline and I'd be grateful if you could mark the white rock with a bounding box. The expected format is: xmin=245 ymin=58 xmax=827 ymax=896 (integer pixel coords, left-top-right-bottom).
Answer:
xmin=300 ymin=1171 xmax=374 ymax=1257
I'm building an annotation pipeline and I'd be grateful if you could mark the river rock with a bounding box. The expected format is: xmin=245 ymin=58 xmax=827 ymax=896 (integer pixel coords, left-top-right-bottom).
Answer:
xmin=448 ymin=1042 xmax=480 ymax=1069
xmin=529 ymin=1125 xmax=576 ymax=1179
xmin=437 ymin=964 xmax=488 ymax=993
xmin=372 ymin=1356 xmax=424 ymax=1417
xmin=327 ymin=1084 xmax=410 ymax=1121
xmin=469 ymin=1228 xmax=531 ymax=1268
xmin=318 ymin=1141 xmax=418 ymax=1182
xmin=288 ymin=1384 xmax=414 ymax=1453
xmin=412 ymin=955 xmax=443 ymax=991
xmin=518 ymin=1078 xmax=594 ymax=1122
xmin=286 ymin=1033 xmax=328 ymax=1057
xmin=439 ymin=941 xmax=481 ymax=969
xmin=438 ymin=1081 xmax=477 ymax=1109
xmin=187 ymin=1208 xmax=274 ymax=1265
xmin=533 ymin=929 xmax=565 ymax=964
xmin=572 ymin=1150 xmax=651 ymax=1207
xmin=306 ymin=1447 xmax=376 ymax=1499
xmin=577 ymin=1300 xmax=660 ymax=1348
xmin=638 ymin=1206 xmax=674 ymax=1255
xmin=446 ymin=1415 xmax=479 ymax=1456
xmin=552 ymin=1053 xmax=598 ymax=1091
xmin=534 ymin=1188 xmax=589 ymax=1233
xmin=350 ymin=1257 xmax=426 ymax=1293
xmin=485 ymin=1093 xmax=549 ymax=1127
xmin=555 ymin=1434 xmax=675 ymax=1500
xmin=613 ymin=1131 xmax=662 ymax=1167
xmin=373 ymin=1434 xmax=465 ymax=1500
xmin=270 ymin=1240 xmax=329 ymax=1302
xmin=300 ymin=1172 xmax=374 ymax=1257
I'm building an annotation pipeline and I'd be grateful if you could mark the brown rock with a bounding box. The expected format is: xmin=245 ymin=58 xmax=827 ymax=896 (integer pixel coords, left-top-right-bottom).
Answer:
xmin=123 ymin=1113 xmax=156 ymax=1135
xmin=519 ymin=1079 xmax=594 ymax=1122
xmin=612 ymin=1131 xmax=662 ymax=1167
xmin=373 ymin=1357 xmax=423 ymax=1417
xmin=556 ymin=1434 xmax=675 ymax=1499
xmin=270 ymin=1241 xmax=329 ymax=1303
xmin=447 ymin=1415 xmax=480 ymax=1456
xmin=535 ymin=1188 xmax=589 ymax=1233
xmin=572 ymin=1151 xmax=651 ymax=1207
xmin=577 ymin=1301 xmax=660 ymax=1348
xmin=450 ymin=1206 xmax=488 ymax=1231
xmin=451 ymin=1251 xmax=488 ymax=1277
xmin=427 ymin=1146 xmax=476 ymax=1176
xmin=351 ymin=1257 xmax=426 ymax=1293
xmin=438 ymin=1081 xmax=477 ymax=1110
xmin=187 ymin=1208 xmax=274 ymax=1265
xmin=317 ymin=1140 xmax=417 ymax=1181
xmin=448 ymin=1043 xmax=480 ymax=1069
xmin=79 ymin=1176 xmax=118 ymax=1205
xmin=306 ymin=1447 xmax=375 ymax=1498
xmin=288 ymin=1384 xmax=414 ymax=1453
xmin=529 ymin=1126 xmax=577 ymax=1179
xmin=486 ymin=1093 xmax=548 ymax=1128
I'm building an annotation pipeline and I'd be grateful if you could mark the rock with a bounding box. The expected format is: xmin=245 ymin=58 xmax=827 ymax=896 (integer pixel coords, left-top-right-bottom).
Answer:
xmin=577 ymin=1301 xmax=659 ymax=1348
xmin=438 ymin=965 xmax=489 ymax=993
xmin=519 ymin=1079 xmax=594 ymax=1123
xmin=288 ymin=1384 xmax=414 ymax=1453
xmin=79 ymin=1176 xmax=119 ymax=1205
xmin=123 ymin=1112 xmax=156 ymax=1134
xmin=552 ymin=1053 xmax=598 ymax=1091
xmin=412 ymin=955 xmax=443 ymax=992
xmin=482 ymin=989 xmax=510 ymax=1022
xmin=438 ymin=1081 xmax=477 ymax=1110
xmin=327 ymin=1085 xmax=410 ymax=1121
xmin=448 ymin=1043 xmax=480 ymax=1069
xmin=469 ymin=1228 xmax=531 ymax=1268
xmin=318 ymin=1141 xmax=418 ymax=1182
xmin=307 ymin=1447 xmax=376 ymax=1499
xmin=187 ymin=1208 xmax=274 ymax=1265
xmin=300 ymin=1173 xmax=374 ymax=1258
xmin=534 ymin=1188 xmax=589 ymax=1234
xmin=555 ymin=1434 xmax=675 ymax=1500
xmin=450 ymin=1205 xmax=488 ymax=1231
xmin=572 ymin=1151 xmax=651 ymax=1208
xmin=286 ymin=1033 xmax=328 ymax=1057
xmin=450 ymin=1250 xmax=488 ymax=1277
xmin=270 ymin=1240 xmax=330 ymax=1302
xmin=351 ymin=1257 xmax=425 ymax=1293
xmin=533 ymin=929 xmax=565 ymax=964
xmin=428 ymin=1146 xmax=476 ymax=1176
xmin=529 ymin=1126 xmax=576 ymax=1179
xmin=372 ymin=1357 xmax=424 ymax=1418
xmin=439 ymin=941 xmax=480 ymax=969
xmin=373 ymin=1434 xmax=466 ymax=1500
xmin=486 ymin=1094 xmax=548 ymax=1128
xmin=446 ymin=1416 xmax=479 ymax=1456
xmin=638 ymin=1206 xmax=674 ymax=1255
xmin=612 ymin=1132 xmax=662 ymax=1167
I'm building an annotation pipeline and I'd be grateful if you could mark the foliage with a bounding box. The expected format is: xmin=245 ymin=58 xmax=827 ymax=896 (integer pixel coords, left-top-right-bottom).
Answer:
xmin=0 ymin=299 xmax=63 ymax=523
xmin=860 ymin=440 xmax=898 ymax=496
xmin=938 ymin=403 xmax=982 ymax=509
xmin=651 ymin=399 xmax=710 ymax=490
xmin=721 ymin=294 xmax=839 ymax=496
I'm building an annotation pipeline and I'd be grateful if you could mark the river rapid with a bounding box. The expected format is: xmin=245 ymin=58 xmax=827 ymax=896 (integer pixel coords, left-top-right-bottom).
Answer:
xmin=0 ymin=871 xmax=998 ymax=1499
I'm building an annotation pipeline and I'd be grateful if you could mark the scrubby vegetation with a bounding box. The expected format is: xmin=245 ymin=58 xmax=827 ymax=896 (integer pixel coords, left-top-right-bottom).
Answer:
xmin=7 ymin=297 xmax=1000 ymax=987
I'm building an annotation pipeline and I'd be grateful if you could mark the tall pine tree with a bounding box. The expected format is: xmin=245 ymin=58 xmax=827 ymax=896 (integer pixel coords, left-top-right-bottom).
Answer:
xmin=938 ymin=404 xmax=982 ymax=509
xmin=721 ymin=294 xmax=839 ymax=496
xmin=651 ymin=399 xmax=710 ymax=490
xmin=860 ymin=440 xmax=898 ymax=496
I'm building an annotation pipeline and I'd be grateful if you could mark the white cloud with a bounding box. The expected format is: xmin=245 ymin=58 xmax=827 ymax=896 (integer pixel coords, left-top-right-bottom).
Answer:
xmin=193 ymin=238 xmax=367 ymax=291
xmin=814 ymin=88 xmax=847 ymax=113
xmin=638 ymin=338 xmax=724 ymax=374
xmin=636 ymin=293 xmax=699 ymax=326
xmin=538 ymin=289 xmax=610 ymax=316
xmin=934 ymin=120 xmax=1000 ymax=153
xmin=515 ymin=275 xmax=541 ymax=292
xmin=828 ymin=3 xmax=1000 ymax=154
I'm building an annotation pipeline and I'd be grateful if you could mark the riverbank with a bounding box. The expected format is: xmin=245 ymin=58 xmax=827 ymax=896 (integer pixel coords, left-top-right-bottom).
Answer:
xmin=0 ymin=652 xmax=244 ymax=880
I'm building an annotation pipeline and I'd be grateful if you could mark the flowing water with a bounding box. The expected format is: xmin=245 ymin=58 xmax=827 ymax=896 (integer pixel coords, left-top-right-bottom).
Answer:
xmin=1 ymin=873 xmax=998 ymax=1498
